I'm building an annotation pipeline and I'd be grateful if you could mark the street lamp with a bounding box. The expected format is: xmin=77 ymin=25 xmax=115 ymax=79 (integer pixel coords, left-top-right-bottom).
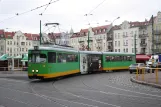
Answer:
xmin=84 ymin=14 xmax=93 ymax=51
xmin=105 ymin=17 xmax=120 ymax=25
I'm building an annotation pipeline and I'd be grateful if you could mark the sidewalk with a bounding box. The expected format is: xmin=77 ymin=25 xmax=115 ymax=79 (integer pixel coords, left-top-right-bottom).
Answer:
xmin=131 ymin=72 xmax=161 ymax=89
xmin=0 ymin=71 xmax=27 ymax=77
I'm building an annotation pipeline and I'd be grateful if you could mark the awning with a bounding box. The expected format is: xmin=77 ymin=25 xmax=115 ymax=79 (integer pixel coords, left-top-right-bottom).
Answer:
xmin=0 ymin=54 xmax=8 ymax=61
xmin=136 ymin=55 xmax=150 ymax=60
xmin=14 ymin=55 xmax=22 ymax=59
xmin=21 ymin=54 xmax=28 ymax=62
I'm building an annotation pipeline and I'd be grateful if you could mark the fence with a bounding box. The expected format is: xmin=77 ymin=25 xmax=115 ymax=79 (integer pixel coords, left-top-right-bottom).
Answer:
xmin=136 ymin=66 xmax=160 ymax=84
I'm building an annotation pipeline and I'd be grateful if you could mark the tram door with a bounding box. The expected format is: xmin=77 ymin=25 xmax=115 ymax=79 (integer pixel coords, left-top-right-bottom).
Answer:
xmin=80 ymin=54 xmax=88 ymax=74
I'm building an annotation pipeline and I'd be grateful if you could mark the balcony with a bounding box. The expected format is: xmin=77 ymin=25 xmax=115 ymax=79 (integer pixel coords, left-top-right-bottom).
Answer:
xmin=123 ymin=35 xmax=128 ymax=38
xmin=154 ymin=40 xmax=161 ymax=44
xmin=154 ymin=30 xmax=161 ymax=35
xmin=107 ymin=37 xmax=112 ymax=41
xmin=140 ymin=43 xmax=147 ymax=47
xmin=78 ymin=40 xmax=85 ymax=43
xmin=139 ymin=34 xmax=148 ymax=38
xmin=140 ymin=48 xmax=146 ymax=54
xmin=108 ymin=45 xmax=113 ymax=49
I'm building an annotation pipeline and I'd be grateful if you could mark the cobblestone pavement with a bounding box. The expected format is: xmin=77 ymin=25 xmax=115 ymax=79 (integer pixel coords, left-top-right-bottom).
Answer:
xmin=0 ymin=71 xmax=161 ymax=107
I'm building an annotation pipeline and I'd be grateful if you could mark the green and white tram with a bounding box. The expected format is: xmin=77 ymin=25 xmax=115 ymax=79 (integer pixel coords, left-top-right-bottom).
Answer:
xmin=28 ymin=45 xmax=136 ymax=80
xmin=28 ymin=45 xmax=80 ymax=79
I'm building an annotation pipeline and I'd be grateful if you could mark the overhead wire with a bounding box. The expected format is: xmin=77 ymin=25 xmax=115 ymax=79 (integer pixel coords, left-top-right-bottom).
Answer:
xmin=87 ymin=0 xmax=106 ymax=15
xmin=0 ymin=0 xmax=60 ymax=23
xmin=40 ymin=0 xmax=53 ymax=15
xmin=84 ymin=0 xmax=107 ymax=26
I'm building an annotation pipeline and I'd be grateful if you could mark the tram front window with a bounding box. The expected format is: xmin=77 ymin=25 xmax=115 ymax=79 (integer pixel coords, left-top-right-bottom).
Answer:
xmin=29 ymin=54 xmax=46 ymax=63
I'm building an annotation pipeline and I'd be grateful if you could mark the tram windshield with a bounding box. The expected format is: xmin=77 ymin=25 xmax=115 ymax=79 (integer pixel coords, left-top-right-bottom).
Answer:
xmin=29 ymin=54 xmax=46 ymax=63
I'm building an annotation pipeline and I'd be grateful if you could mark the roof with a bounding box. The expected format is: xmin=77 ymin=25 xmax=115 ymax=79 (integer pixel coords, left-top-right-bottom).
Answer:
xmin=136 ymin=55 xmax=150 ymax=60
xmin=102 ymin=52 xmax=135 ymax=55
xmin=79 ymin=51 xmax=102 ymax=54
xmin=0 ymin=54 xmax=8 ymax=61
xmin=129 ymin=21 xmax=149 ymax=27
xmin=21 ymin=54 xmax=28 ymax=62
xmin=4 ymin=32 xmax=15 ymax=39
xmin=29 ymin=46 xmax=79 ymax=53
xmin=32 ymin=34 xmax=40 ymax=41
xmin=92 ymin=25 xmax=110 ymax=35
xmin=24 ymin=33 xmax=32 ymax=40
xmin=70 ymin=24 xmax=111 ymax=38
xmin=48 ymin=33 xmax=61 ymax=39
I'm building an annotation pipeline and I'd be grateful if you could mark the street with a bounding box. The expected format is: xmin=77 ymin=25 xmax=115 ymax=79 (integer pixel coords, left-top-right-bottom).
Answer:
xmin=0 ymin=71 xmax=161 ymax=107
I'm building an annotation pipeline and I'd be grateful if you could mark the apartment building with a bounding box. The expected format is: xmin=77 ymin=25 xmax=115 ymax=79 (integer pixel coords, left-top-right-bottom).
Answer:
xmin=150 ymin=11 xmax=161 ymax=53
xmin=48 ymin=32 xmax=70 ymax=46
xmin=70 ymin=25 xmax=112 ymax=51
xmin=0 ymin=30 xmax=40 ymax=57
xmin=113 ymin=20 xmax=151 ymax=54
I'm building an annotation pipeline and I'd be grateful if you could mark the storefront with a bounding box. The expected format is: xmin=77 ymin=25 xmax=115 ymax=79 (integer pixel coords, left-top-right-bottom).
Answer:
xmin=136 ymin=54 xmax=150 ymax=64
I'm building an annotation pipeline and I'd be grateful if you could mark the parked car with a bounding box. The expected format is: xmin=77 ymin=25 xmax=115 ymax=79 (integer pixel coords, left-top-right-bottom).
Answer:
xmin=145 ymin=64 xmax=150 ymax=73
xmin=129 ymin=63 xmax=145 ymax=74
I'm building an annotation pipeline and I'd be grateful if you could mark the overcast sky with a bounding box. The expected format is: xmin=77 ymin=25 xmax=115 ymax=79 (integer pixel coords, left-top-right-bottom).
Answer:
xmin=0 ymin=0 xmax=161 ymax=34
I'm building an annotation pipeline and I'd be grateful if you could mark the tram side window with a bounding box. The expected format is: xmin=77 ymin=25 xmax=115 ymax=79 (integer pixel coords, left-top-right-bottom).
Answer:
xmin=57 ymin=53 xmax=78 ymax=63
xmin=48 ymin=52 xmax=56 ymax=63
xmin=57 ymin=53 xmax=66 ymax=63
xmin=123 ymin=56 xmax=127 ymax=61
xmin=119 ymin=56 xmax=123 ymax=61
xmin=106 ymin=56 xmax=110 ymax=61
xmin=127 ymin=56 xmax=132 ymax=61
xmin=66 ymin=54 xmax=78 ymax=62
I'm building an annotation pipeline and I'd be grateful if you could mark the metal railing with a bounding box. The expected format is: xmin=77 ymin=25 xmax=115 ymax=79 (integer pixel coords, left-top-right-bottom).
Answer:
xmin=136 ymin=66 xmax=160 ymax=84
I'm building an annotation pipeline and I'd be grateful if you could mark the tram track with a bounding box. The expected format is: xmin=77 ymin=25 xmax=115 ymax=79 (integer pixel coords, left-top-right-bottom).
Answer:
xmin=50 ymin=73 xmax=161 ymax=107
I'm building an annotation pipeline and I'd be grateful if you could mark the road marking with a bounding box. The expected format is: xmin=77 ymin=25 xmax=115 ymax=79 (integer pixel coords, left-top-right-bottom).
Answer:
xmin=0 ymin=86 xmax=68 ymax=107
xmin=65 ymin=87 xmax=161 ymax=100
xmin=3 ymin=97 xmax=38 ymax=107
xmin=104 ymin=83 xmax=161 ymax=98
xmin=31 ymin=84 xmax=118 ymax=107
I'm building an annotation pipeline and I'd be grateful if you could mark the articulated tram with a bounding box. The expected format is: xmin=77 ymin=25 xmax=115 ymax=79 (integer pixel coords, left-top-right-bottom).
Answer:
xmin=28 ymin=45 xmax=135 ymax=80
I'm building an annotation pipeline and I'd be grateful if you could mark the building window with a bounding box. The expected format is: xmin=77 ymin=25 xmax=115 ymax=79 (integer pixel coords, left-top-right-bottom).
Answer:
xmin=126 ymin=48 xmax=128 ymax=52
xmin=115 ymin=33 xmax=117 ymax=39
xmin=26 ymin=42 xmax=28 ymax=45
xmin=115 ymin=49 xmax=117 ymax=52
xmin=8 ymin=41 xmax=9 ymax=45
xmin=124 ymin=48 xmax=125 ymax=52
xmin=126 ymin=40 xmax=128 ymax=45
xmin=131 ymin=31 xmax=133 ymax=36
xmin=118 ymin=41 xmax=120 ymax=46
xmin=115 ymin=41 xmax=117 ymax=46
xmin=21 ymin=42 xmax=25 ymax=45
xmin=118 ymin=49 xmax=120 ymax=52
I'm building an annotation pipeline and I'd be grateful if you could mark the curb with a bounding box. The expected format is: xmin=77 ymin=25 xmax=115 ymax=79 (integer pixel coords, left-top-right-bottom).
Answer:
xmin=130 ymin=77 xmax=161 ymax=89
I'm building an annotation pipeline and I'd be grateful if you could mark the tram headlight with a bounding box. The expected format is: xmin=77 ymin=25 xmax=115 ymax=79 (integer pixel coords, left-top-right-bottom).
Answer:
xmin=32 ymin=70 xmax=34 ymax=72
xmin=36 ymin=70 xmax=39 ymax=72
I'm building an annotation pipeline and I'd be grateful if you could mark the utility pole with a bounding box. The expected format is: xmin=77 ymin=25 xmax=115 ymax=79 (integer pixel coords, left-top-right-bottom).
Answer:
xmin=151 ymin=15 xmax=154 ymax=55
xmin=40 ymin=20 xmax=42 ymax=45
xmin=134 ymin=34 xmax=136 ymax=59
xmin=88 ymin=30 xmax=90 ymax=51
